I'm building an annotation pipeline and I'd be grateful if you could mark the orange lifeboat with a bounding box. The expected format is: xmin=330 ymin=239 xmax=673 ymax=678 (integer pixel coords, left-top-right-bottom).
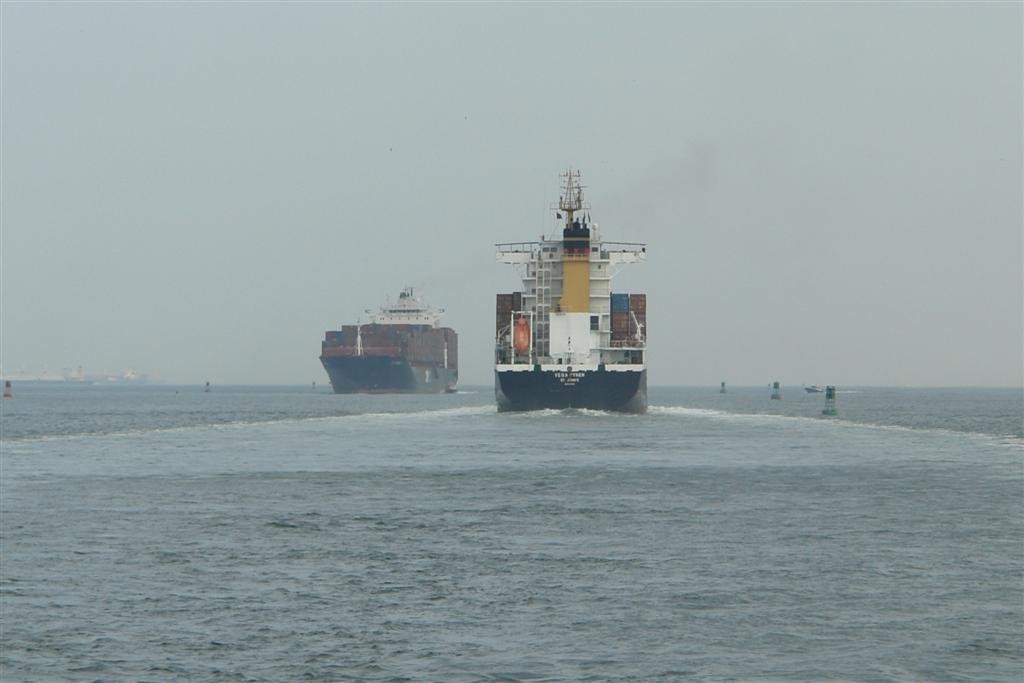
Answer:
xmin=513 ymin=316 xmax=530 ymax=354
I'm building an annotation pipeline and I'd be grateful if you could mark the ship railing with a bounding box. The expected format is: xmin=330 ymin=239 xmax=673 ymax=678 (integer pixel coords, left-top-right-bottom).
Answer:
xmin=495 ymin=242 xmax=542 ymax=263
xmin=606 ymin=339 xmax=646 ymax=348
xmin=494 ymin=346 xmax=535 ymax=365
xmin=495 ymin=325 xmax=512 ymax=362
xmin=494 ymin=310 xmax=537 ymax=365
xmin=601 ymin=241 xmax=646 ymax=251
xmin=598 ymin=242 xmax=647 ymax=265
xmin=602 ymin=356 xmax=645 ymax=364
xmin=495 ymin=241 xmax=542 ymax=250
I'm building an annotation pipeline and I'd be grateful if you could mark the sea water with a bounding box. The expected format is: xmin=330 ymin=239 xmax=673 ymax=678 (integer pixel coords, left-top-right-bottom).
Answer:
xmin=2 ymin=384 xmax=1021 ymax=681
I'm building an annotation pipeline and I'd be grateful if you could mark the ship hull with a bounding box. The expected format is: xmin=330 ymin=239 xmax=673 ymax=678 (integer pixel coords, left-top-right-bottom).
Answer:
xmin=321 ymin=355 xmax=456 ymax=394
xmin=495 ymin=367 xmax=647 ymax=413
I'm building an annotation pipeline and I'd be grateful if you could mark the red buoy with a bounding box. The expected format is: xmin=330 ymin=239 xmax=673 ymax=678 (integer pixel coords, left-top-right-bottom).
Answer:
xmin=3 ymin=380 xmax=11 ymax=399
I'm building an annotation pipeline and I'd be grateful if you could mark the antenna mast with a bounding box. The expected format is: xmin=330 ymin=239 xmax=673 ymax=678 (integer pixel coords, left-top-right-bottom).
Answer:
xmin=556 ymin=169 xmax=589 ymax=226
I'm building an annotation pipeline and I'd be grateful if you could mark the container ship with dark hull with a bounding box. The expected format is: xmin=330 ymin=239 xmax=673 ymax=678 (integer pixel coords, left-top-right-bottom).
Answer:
xmin=321 ymin=289 xmax=457 ymax=394
xmin=495 ymin=170 xmax=648 ymax=413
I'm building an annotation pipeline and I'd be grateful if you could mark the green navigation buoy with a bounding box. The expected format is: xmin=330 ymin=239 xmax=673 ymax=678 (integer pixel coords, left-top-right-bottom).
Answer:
xmin=822 ymin=385 xmax=837 ymax=415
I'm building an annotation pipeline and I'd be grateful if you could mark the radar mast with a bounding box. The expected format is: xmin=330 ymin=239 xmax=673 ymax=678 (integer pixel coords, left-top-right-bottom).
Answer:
xmin=556 ymin=168 xmax=590 ymax=227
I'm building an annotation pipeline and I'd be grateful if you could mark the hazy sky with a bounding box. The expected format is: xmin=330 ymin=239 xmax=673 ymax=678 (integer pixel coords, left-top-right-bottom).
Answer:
xmin=2 ymin=2 xmax=1021 ymax=386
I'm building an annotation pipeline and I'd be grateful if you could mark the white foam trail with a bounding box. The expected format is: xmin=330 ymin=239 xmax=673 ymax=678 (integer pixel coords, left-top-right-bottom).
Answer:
xmin=648 ymin=406 xmax=729 ymax=418
xmin=497 ymin=407 xmax=638 ymax=418
xmin=573 ymin=408 xmax=617 ymax=417
xmin=6 ymin=405 xmax=497 ymax=445
xmin=649 ymin=405 xmax=813 ymax=426
xmin=502 ymin=408 xmax=564 ymax=418
xmin=649 ymin=404 xmax=1024 ymax=449
xmin=352 ymin=405 xmax=496 ymax=420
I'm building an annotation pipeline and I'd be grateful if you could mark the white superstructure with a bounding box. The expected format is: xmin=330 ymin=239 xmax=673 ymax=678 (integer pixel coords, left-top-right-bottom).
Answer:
xmin=495 ymin=171 xmax=647 ymax=368
xmin=367 ymin=287 xmax=444 ymax=326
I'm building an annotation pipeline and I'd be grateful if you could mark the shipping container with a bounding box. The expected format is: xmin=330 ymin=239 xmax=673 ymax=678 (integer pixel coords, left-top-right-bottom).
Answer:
xmin=628 ymin=293 xmax=646 ymax=314
xmin=361 ymin=346 xmax=401 ymax=357
xmin=611 ymin=293 xmax=630 ymax=313
xmin=447 ymin=335 xmax=458 ymax=369
xmin=496 ymin=292 xmax=521 ymax=334
xmin=322 ymin=346 xmax=359 ymax=357
xmin=611 ymin=311 xmax=630 ymax=332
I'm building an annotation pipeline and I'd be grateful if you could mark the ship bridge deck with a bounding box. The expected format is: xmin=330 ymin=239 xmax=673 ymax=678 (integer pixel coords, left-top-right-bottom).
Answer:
xmin=496 ymin=241 xmax=647 ymax=265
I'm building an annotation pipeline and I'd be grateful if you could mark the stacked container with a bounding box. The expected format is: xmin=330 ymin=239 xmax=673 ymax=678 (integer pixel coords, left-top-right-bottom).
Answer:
xmin=609 ymin=292 xmax=647 ymax=342
xmin=444 ymin=328 xmax=458 ymax=370
xmin=496 ymin=294 xmax=513 ymax=334
xmin=610 ymin=292 xmax=630 ymax=342
xmin=495 ymin=292 xmax=524 ymax=334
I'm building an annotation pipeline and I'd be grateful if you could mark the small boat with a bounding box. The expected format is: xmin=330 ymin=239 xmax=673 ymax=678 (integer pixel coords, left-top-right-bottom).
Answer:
xmin=804 ymin=385 xmax=823 ymax=394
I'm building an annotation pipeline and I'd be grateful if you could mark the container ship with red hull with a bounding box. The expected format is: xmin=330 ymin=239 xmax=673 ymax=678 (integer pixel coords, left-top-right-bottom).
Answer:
xmin=495 ymin=170 xmax=648 ymax=413
xmin=320 ymin=288 xmax=458 ymax=394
